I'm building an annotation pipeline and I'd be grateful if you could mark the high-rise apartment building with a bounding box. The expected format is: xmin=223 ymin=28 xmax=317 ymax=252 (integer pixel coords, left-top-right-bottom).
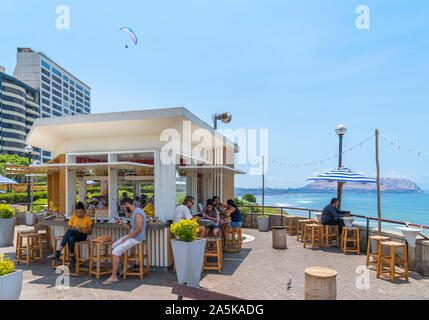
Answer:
xmin=0 ymin=69 xmax=41 ymax=160
xmin=13 ymin=48 xmax=91 ymax=163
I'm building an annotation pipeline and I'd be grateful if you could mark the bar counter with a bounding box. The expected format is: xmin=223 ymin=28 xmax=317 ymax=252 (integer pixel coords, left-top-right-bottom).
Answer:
xmin=41 ymin=218 xmax=174 ymax=270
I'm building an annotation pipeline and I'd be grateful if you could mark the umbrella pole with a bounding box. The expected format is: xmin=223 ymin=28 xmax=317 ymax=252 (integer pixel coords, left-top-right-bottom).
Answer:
xmin=376 ymin=129 xmax=381 ymax=235
xmin=337 ymin=182 xmax=344 ymax=210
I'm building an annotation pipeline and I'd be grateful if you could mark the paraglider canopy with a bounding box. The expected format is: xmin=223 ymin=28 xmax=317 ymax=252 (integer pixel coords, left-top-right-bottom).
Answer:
xmin=119 ymin=27 xmax=138 ymax=46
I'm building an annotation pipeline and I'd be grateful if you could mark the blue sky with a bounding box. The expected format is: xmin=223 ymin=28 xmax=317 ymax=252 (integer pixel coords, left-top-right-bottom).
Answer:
xmin=1 ymin=0 xmax=429 ymax=189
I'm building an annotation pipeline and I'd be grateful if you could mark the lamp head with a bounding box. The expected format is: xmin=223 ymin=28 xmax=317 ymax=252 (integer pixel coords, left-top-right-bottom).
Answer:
xmin=220 ymin=112 xmax=232 ymax=124
xmin=335 ymin=125 xmax=347 ymax=135
xmin=24 ymin=145 xmax=33 ymax=153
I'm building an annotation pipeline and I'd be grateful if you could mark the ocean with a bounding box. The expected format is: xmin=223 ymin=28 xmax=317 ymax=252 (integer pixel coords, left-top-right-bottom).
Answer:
xmin=254 ymin=192 xmax=429 ymax=236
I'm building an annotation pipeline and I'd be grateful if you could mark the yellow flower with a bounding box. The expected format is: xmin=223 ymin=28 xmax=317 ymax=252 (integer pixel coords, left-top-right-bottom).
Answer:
xmin=143 ymin=203 xmax=154 ymax=217
xmin=170 ymin=219 xmax=199 ymax=242
xmin=0 ymin=254 xmax=15 ymax=276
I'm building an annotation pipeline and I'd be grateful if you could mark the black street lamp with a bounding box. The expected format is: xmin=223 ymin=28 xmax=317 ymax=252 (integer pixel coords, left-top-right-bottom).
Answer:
xmin=24 ymin=145 xmax=33 ymax=212
xmin=335 ymin=125 xmax=347 ymax=209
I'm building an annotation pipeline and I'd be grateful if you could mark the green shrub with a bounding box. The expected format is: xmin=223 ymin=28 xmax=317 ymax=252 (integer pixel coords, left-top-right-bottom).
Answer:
xmin=0 ymin=204 xmax=15 ymax=219
xmin=0 ymin=191 xmax=47 ymax=204
xmin=243 ymin=193 xmax=256 ymax=203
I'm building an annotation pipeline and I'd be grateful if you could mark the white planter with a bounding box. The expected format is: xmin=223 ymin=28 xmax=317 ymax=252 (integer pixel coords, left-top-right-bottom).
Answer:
xmin=171 ymin=238 xmax=206 ymax=287
xmin=25 ymin=213 xmax=36 ymax=226
xmin=314 ymin=213 xmax=322 ymax=222
xmin=0 ymin=269 xmax=23 ymax=300
xmin=258 ymin=216 xmax=270 ymax=232
xmin=0 ymin=218 xmax=14 ymax=246
xmin=342 ymin=217 xmax=354 ymax=227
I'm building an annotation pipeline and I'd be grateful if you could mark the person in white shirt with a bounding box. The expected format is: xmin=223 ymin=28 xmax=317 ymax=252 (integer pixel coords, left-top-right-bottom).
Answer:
xmin=173 ymin=196 xmax=206 ymax=237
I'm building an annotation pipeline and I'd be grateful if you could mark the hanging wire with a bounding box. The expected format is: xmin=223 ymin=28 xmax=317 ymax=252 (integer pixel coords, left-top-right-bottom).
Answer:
xmin=379 ymin=132 xmax=429 ymax=157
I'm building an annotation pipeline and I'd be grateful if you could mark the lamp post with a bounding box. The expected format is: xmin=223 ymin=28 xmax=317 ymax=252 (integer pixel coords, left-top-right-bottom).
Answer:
xmin=335 ymin=125 xmax=347 ymax=209
xmin=24 ymin=145 xmax=33 ymax=212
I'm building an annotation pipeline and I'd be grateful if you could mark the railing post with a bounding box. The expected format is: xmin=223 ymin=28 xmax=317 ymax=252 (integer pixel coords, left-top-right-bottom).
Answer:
xmin=366 ymin=217 xmax=369 ymax=248
xmin=281 ymin=208 xmax=283 ymax=226
xmin=308 ymin=210 xmax=311 ymax=219
xmin=250 ymin=208 xmax=253 ymax=229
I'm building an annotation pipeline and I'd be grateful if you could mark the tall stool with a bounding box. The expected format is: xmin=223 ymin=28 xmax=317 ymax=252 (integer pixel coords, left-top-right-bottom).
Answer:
xmin=297 ymin=219 xmax=317 ymax=242
xmin=376 ymin=241 xmax=408 ymax=283
xmin=225 ymin=226 xmax=242 ymax=252
xmin=89 ymin=241 xmax=113 ymax=279
xmin=303 ymin=224 xmax=324 ymax=249
xmin=34 ymin=224 xmax=52 ymax=252
xmin=324 ymin=225 xmax=340 ymax=249
xmin=202 ymin=237 xmax=223 ymax=273
xmin=16 ymin=231 xmax=44 ymax=266
xmin=52 ymin=236 xmax=69 ymax=270
xmin=341 ymin=227 xmax=360 ymax=255
xmin=73 ymin=240 xmax=91 ymax=277
xmin=366 ymin=235 xmax=391 ymax=268
xmin=123 ymin=241 xmax=150 ymax=280
xmin=284 ymin=216 xmax=298 ymax=235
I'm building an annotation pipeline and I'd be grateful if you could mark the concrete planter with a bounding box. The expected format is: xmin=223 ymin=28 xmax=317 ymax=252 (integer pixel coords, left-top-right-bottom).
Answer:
xmin=0 ymin=269 xmax=23 ymax=300
xmin=171 ymin=238 xmax=206 ymax=287
xmin=258 ymin=216 xmax=270 ymax=232
xmin=0 ymin=218 xmax=15 ymax=246
xmin=25 ymin=213 xmax=36 ymax=226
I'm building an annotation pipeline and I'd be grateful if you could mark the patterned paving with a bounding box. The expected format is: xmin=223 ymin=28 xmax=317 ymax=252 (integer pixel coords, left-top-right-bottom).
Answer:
xmin=1 ymin=226 xmax=429 ymax=300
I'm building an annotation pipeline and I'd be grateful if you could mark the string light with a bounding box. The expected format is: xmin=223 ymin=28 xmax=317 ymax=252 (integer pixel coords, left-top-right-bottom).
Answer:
xmin=380 ymin=133 xmax=428 ymax=157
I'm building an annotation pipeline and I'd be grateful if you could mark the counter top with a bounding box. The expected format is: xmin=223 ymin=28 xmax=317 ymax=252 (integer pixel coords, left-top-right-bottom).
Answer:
xmin=40 ymin=218 xmax=171 ymax=230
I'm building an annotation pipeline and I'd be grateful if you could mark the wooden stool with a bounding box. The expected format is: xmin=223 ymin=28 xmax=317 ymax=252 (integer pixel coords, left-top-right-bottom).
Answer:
xmin=51 ymin=236 xmax=69 ymax=270
xmin=303 ymin=224 xmax=324 ymax=249
xmin=202 ymin=237 xmax=222 ymax=273
xmin=324 ymin=225 xmax=340 ymax=249
xmin=284 ymin=216 xmax=298 ymax=235
xmin=16 ymin=231 xmax=44 ymax=266
xmin=34 ymin=224 xmax=52 ymax=252
xmin=366 ymin=235 xmax=391 ymax=268
xmin=341 ymin=227 xmax=360 ymax=255
xmin=73 ymin=240 xmax=91 ymax=277
xmin=123 ymin=241 xmax=150 ymax=280
xmin=89 ymin=241 xmax=113 ymax=279
xmin=304 ymin=267 xmax=337 ymax=300
xmin=225 ymin=226 xmax=242 ymax=252
xmin=297 ymin=219 xmax=314 ymax=242
xmin=376 ymin=241 xmax=408 ymax=283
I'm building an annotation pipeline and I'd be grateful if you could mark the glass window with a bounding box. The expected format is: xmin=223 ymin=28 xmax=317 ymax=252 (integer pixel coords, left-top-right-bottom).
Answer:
xmin=52 ymin=110 xmax=62 ymax=117
xmin=41 ymin=60 xmax=51 ymax=70
xmin=52 ymin=89 xmax=62 ymax=98
xmin=2 ymin=95 xmax=25 ymax=105
xmin=41 ymin=98 xmax=50 ymax=106
xmin=52 ymin=75 xmax=62 ymax=84
xmin=63 ymin=75 xmax=68 ymax=82
xmin=41 ymin=90 xmax=50 ymax=99
xmin=1 ymin=85 xmax=26 ymax=97
xmin=76 ymin=84 xmax=83 ymax=91
xmin=52 ymin=68 xmax=62 ymax=77
xmin=52 ymin=82 xmax=61 ymax=91
xmin=63 ymin=82 xmax=68 ymax=89
xmin=84 ymin=89 xmax=90 ymax=96
xmin=42 ymin=113 xmax=50 ymax=118
xmin=42 ymin=106 xmax=51 ymax=113
xmin=41 ymin=68 xmax=50 ymax=77
xmin=70 ymin=80 xmax=74 ymax=86
xmin=41 ymin=83 xmax=50 ymax=92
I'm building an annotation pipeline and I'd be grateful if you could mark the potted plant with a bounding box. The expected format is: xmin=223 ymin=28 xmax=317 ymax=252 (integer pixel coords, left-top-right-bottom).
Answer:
xmin=258 ymin=214 xmax=270 ymax=232
xmin=25 ymin=211 xmax=36 ymax=226
xmin=0 ymin=254 xmax=23 ymax=300
xmin=170 ymin=219 xmax=206 ymax=287
xmin=0 ymin=204 xmax=15 ymax=246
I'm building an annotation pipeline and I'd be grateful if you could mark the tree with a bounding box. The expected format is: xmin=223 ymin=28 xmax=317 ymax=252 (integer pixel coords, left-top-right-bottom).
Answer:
xmin=243 ymin=193 xmax=256 ymax=203
xmin=0 ymin=154 xmax=29 ymax=183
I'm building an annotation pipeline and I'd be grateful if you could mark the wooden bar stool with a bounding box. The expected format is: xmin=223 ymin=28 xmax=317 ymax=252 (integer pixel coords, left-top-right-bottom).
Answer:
xmin=34 ymin=224 xmax=52 ymax=252
xmin=89 ymin=241 xmax=113 ymax=279
xmin=16 ymin=231 xmax=44 ymax=266
xmin=303 ymin=224 xmax=324 ymax=249
xmin=284 ymin=216 xmax=298 ymax=235
xmin=51 ymin=236 xmax=69 ymax=270
xmin=73 ymin=240 xmax=91 ymax=277
xmin=202 ymin=237 xmax=223 ymax=273
xmin=366 ymin=235 xmax=391 ymax=268
xmin=341 ymin=227 xmax=360 ymax=254
xmin=225 ymin=226 xmax=242 ymax=252
xmin=376 ymin=241 xmax=408 ymax=283
xmin=324 ymin=225 xmax=340 ymax=249
xmin=123 ymin=241 xmax=150 ymax=280
xmin=297 ymin=219 xmax=312 ymax=242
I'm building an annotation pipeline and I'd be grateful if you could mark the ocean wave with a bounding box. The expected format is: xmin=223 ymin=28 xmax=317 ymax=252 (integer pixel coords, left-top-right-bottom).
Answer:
xmin=275 ymin=203 xmax=291 ymax=207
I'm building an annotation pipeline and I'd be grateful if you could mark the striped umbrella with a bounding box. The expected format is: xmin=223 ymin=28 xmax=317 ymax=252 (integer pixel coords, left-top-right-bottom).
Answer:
xmin=0 ymin=175 xmax=17 ymax=184
xmin=307 ymin=167 xmax=375 ymax=209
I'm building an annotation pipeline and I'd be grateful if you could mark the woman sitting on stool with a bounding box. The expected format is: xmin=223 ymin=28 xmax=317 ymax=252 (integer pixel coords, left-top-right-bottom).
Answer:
xmin=48 ymin=202 xmax=93 ymax=270
xmin=221 ymin=199 xmax=242 ymax=235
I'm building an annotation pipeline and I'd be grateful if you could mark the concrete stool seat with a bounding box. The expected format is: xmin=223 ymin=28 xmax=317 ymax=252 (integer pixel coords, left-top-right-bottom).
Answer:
xmin=366 ymin=235 xmax=391 ymax=268
xmin=304 ymin=267 xmax=337 ymax=300
xmin=341 ymin=227 xmax=360 ymax=255
xmin=123 ymin=241 xmax=150 ymax=280
xmin=376 ymin=241 xmax=409 ymax=283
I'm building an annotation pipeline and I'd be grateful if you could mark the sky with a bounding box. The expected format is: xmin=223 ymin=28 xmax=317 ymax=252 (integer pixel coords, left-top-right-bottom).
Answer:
xmin=1 ymin=0 xmax=429 ymax=189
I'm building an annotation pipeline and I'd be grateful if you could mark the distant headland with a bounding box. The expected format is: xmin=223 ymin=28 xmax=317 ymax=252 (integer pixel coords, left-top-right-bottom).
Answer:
xmin=235 ymin=178 xmax=423 ymax=196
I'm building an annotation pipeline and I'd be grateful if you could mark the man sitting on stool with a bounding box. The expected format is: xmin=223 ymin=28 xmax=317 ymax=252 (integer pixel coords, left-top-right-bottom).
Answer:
xmin=102 ymin=198 xmax=146 ymax=285
xmin=321 ymin=197 xmax=351 ymax=236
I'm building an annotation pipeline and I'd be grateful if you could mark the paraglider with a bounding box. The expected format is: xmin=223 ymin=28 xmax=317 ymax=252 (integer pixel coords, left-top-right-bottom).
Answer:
xmin=119 ymin=27 xmax=138 ymax=48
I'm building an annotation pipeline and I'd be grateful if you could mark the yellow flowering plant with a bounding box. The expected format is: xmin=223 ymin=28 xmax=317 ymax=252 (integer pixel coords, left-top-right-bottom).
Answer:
xmin=0 ymin=204 xmax=14 ymax=219
xmin=170 ymin=219 xmax=199 ymax=242
xmin=0 ymin=254 xmax=15 ymax=276
xmin=143 ymin=203 xmax=154 ymax=218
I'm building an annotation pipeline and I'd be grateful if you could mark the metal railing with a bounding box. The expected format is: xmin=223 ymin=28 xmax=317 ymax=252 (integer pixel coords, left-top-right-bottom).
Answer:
xmin=238 ymin=204 xmax=429 ymax=245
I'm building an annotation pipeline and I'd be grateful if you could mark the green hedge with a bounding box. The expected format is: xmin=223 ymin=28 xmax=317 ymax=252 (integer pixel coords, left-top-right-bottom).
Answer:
xmin=0 ymin=191 xmax=47 ymax=204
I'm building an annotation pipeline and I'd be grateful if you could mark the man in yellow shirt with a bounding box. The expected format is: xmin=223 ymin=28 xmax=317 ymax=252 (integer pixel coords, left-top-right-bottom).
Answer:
xmin=48 ymin=202 xmax=93 ymax=270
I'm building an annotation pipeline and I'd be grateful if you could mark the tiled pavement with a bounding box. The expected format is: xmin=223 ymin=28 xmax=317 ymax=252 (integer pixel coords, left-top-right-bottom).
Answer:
xmin=1 ymin=226 xmax=429 ymax=300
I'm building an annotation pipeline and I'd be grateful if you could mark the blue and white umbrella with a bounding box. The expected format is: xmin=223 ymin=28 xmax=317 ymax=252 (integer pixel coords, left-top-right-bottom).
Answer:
xmin=307 ymin=167 xmax=376 ymax=184
xmin=0 ymin=175 xmax=17 ymax=184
